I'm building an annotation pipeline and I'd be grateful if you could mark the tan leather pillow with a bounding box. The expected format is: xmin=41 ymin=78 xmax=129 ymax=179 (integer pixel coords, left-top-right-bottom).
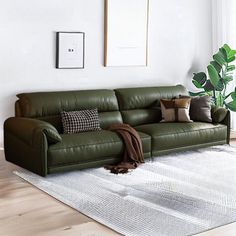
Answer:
xmin=160 ymin=98 xmax=192 ymax=122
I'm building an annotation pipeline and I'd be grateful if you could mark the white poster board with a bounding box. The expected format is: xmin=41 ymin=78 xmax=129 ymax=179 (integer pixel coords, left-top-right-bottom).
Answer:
xmin=56 ymin=32 xmax=84 ymax=69
xmin=104 ymin=0 xmax=149 ymax=67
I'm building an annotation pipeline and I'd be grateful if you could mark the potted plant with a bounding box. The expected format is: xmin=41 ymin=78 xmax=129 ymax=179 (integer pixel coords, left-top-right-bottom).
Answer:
xmin=191 ymin=44 xmax=236 ymax=111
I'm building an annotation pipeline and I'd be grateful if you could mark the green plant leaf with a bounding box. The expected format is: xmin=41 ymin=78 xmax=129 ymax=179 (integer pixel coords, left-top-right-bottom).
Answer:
xmin=227 ymin=65 xmax=236 ymax=72
xmin=219 ymin=48 xmax=228 ymax=61
xmin=192 ymin=72 xmax=207 ymax=85
xmin=192 ymin=80 xmax=203 ymax=88
xmin=207 ymin=64 xmax=221 ymax=87
xmin=203 ymin=80 xmax=214 ymax=91
xmin=215 ymin=93 xmax=224 ymax=107
xmin=210 ymin=61 xmax=222 ymax=73
xmin=213 ymin=52 xmax=226 ymax=66
xmin=215 ymin=80 xmax=224 ymax=91
xmin=228 ymin=50 xmax=236 ymax=58
xmin=227 ymin=55 xmax=235 ymax=63
xmin=226 ymin=101 xmax=236 ymax=111
xmin=231 ymin=92 xmax=236 ymax=100
xmin=223 ymin=75 xmax=233 ymax=84
xmin=189 ymin=91 xmax=207 ymax=96
xmin=223 ymin=44 xmax=232 ymax=56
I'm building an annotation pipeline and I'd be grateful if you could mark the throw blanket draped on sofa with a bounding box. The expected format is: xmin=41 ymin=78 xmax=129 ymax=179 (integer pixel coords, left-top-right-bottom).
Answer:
xmin=105 ymin=124 xmax=144 ymax=174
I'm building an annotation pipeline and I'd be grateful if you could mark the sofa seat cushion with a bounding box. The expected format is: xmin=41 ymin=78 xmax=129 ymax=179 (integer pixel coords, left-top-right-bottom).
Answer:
xmin=48 ymin=130 xmax=151 ymax=168
xmin=135 ymin=122 xmax=227 ymax=153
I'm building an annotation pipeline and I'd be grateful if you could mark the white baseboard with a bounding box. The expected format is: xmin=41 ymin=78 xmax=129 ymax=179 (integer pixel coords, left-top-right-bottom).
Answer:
xmin=231 ymin=131 xmax=236 ymax=139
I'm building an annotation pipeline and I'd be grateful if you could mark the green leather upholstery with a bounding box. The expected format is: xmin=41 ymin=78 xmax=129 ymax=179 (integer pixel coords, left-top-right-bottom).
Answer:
xmin=115 ymin=85 xmax=188 ymax=126
xmin=5 ymin=117 xmax=61 ymax=146
xmin=17 ymin=89 xmax=119 ymax=117
xmin=16 ymin=89 xmax=123 ymax=131
xmin=48 ymin=130 xmax=151 ymax=173
xmin=115 ymin=85 xmax=188 ymax=110
xmin=211 ymin=105 xmax=228 ymax=123
xmin=4 ymin=117 xmax=48 ymax=176
xmin=38 ymin=115 xmax=64 ymax=134
xmin=121 ymin=109 xmax=162 ymax=127
xmin=135 ymin=122 xmax=227 ymax=156
xmin=214 ymin=106 xmax=231 ymax=144
xmin=98 ymin=112 xmax=123 ymax=129
xmin=4 ymin=85 xmax=230 ymax=176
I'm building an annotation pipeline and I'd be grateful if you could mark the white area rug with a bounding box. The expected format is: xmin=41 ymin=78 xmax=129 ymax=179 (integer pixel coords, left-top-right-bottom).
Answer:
xmin=15 ymin=145 xmax=236 ymax=236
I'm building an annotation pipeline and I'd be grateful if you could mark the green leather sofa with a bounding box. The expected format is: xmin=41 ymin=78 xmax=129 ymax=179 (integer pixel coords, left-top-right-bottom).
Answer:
xmin=4 ymin=85 xmax=230 ymax=176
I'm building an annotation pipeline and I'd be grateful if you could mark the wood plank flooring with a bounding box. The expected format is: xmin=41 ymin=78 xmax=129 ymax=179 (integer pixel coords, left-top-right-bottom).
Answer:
xmin=1 ymin=142 xmax=236 ymax=236
xmin=0 ymin=150 xmax=119 ymax=236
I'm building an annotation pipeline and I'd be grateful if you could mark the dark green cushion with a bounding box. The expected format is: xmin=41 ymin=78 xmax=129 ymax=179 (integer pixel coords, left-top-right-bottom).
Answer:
xmin=121 ymin=109 xmax=162 ymax=126
xmin=98 ymin=112 xmax=123 ymax=129
xmin=17 ymin=89 xmax=123 ymax=131
xmin=48 ymin=130 xmax=151 ymax=168
xmin=115 ymin=85 xmax=188 ymax=110
xmin=135 ymin=122 xmax=227 ymax=153
xmin=4 ymin=117 xmax=61 ymax=145
xmin=115 ymin=85 xmax=188 ymax=126
xmin=42 ymin=125 xmax=62 ymax=144
xmin=17 ymin=89 xmax=119 ymax=117
xmin=211 ymin=106 xmax=228 ymax=123
xmin=39 ymin=111 xmax=123 ymax=133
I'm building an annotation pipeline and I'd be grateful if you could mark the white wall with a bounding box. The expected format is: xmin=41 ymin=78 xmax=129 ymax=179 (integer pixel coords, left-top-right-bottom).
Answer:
xmin=0 ymin=0 xmax=213 ymax=147
xmin=212 ymin=0 xmax=236 ymax=130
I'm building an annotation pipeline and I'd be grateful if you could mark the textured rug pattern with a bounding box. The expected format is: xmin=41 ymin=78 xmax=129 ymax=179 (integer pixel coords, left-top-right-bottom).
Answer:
xmin=15 ymin=145 xmax=236 ymax=236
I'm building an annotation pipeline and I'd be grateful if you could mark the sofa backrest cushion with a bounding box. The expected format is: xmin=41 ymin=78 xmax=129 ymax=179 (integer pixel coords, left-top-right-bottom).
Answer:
xmin=115 ymin=85 xmax=188 ymax=126
xmin=16 ymin=89 xmax=123 ymax=132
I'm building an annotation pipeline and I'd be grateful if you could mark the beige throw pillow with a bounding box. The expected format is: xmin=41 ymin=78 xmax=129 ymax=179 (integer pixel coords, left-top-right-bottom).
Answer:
xmin=160 ymin=98 xmax=192 ymax=122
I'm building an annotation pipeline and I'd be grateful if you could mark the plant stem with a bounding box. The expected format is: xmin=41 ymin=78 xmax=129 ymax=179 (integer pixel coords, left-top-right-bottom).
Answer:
xmin=225 ymin=93 xmax=231 ymax=99
xmin=213 ymin=89 xmax=217 ymax=105
xmin=222 ymin=65 xmax=227 ymax=107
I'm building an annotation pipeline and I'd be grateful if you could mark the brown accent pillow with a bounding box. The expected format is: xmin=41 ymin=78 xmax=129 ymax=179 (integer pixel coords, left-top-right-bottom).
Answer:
xmin=180 ymin=95 xmax=212 ymax=122
xmin=160 ymin=98 xmax=192 ymax=122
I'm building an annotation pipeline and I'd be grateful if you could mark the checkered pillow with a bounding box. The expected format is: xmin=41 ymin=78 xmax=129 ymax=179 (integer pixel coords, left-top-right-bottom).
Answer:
xmin=61 ymin=109 xmax=101 ymax=134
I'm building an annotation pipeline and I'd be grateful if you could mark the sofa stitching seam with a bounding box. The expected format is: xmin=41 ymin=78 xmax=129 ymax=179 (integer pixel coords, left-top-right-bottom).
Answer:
xmin=153 ymin=140 xmax=226 ymax=153
xmin=49 ymin=152 xmax=151 ymax=168
xmin=50 ymin=137 xmax=150 ymax=151
xmin=139 ymin=126 xmax=226 ymax=138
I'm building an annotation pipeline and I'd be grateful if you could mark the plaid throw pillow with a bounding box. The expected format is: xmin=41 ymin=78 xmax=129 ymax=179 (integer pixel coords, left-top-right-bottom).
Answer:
xmin=61 ymin=109 xmax=101 ymax=134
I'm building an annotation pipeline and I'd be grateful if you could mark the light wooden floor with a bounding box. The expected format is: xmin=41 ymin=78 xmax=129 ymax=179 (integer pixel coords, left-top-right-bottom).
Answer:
xmin=1 ymin=142 xmax=236 ymax=236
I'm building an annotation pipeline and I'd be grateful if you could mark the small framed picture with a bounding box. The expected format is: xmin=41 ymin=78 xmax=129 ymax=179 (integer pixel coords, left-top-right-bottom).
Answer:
xmin=56 ymin=32 xmax=85 ymax=69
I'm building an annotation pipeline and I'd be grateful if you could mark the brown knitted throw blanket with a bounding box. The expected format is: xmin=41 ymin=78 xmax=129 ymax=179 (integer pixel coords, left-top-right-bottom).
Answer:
xmin=105 ymin=124 xmax=144 ymax=174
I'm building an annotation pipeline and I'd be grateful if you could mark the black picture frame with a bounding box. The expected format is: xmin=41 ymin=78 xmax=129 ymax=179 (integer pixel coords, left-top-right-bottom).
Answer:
xmin=56 ymin=32 xmax=85 ymax=69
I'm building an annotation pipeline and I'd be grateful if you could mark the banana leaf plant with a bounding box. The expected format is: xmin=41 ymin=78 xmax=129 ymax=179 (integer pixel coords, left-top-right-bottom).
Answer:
xmin=190 ymin=44 xmax=236 ymax=111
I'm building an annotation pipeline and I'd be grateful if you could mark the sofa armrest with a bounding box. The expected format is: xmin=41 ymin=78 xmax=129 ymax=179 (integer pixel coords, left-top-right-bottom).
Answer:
xmin=211 ymin=106 xmax=228 ymax=123
xmin=4 ymin=117 xmax=62 ymax=176
xmin=4 ymin=117 xmax=62 ymax=147
xmin=211 ymin=106 xmax=231 ymax=144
